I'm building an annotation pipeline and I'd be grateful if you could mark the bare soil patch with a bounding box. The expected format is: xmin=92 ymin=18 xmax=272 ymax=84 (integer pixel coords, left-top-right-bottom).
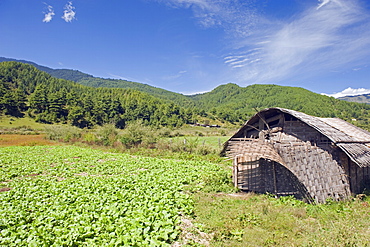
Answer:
xmin=0 ymin=187 xmax=12 ymax=192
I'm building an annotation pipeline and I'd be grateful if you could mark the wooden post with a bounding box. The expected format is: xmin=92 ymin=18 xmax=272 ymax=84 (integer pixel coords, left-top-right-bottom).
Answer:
xmin=272 ymin=161 xmax=277 ymax=194
xmin=233 ymin=157 xmax=238 ymax=188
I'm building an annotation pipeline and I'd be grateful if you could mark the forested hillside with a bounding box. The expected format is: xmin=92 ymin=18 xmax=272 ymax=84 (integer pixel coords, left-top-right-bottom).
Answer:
xmin=77 ymin=77 xmax=195 ymax=107
xmin=1 ymin=59 xmax=370 ymax=130
xmin=190 ymin=83 xmax=370 ymax=128
xmin=0 ymin=57 xmax=93 ymax=82
xmin=0 ymin=57 xmax=194 ymax=107
xmin=0 ymin=62 xmax=195 ymax=128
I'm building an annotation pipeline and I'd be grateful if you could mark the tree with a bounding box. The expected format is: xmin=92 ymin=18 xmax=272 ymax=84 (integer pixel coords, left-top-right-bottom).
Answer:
xmin=29 ymin=84 xmax=48 ymax=114
xmin=68 ymin=106 xmax=89 ymax=128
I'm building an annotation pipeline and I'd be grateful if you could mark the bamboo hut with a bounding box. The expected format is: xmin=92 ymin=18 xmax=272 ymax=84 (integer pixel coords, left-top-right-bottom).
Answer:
xmin=222 ymin=107 xmax=370 ymax=203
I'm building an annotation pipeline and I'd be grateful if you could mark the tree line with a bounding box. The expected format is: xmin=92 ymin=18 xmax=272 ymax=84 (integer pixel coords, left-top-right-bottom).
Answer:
xmin=1 ymin=61 xmax=370 ymax=131
xmin=189 ymin=83 xmax=370 ymax=127
xmin=0 ymin=62 xmax=196 ymax=128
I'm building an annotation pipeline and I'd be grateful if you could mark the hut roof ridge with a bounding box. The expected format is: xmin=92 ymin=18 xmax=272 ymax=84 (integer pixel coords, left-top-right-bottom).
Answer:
xmin=267 ymin=108 xmax=370 ymax=144
xmin=227 ymin=107 xmax=370 ymax=167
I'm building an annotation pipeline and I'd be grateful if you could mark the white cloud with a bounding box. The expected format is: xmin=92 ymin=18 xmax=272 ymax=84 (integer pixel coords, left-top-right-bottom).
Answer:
xmin=317 ymin=0 xmax=331 ymax=9
xmin=157 ymin=0 xmax=258 ymax=36
xmin=228 ymin=0 xmax=370 ymax=85
xmin=317 ymin=0 xmax=344 ymax=10
xmin=322 ymin=87 xmax=370 ymax=98
xmin=42 ymin=3 xmax=55 ymax=23
xmin=158 ymin=0 xmax=370 ymax=88
xmin=62 ymin=1 xmax=76 ymax=22
xmin=181 ymin=90 xmax=210 ymax=95
xmin=107 ymin=73 xmax=130 ymax=80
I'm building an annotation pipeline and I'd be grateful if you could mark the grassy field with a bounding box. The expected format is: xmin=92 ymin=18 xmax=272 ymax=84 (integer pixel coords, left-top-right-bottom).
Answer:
xmin=169 ymin=136 xmax=229 ymax=148
xmin=193 ymin=193 xmax=370 ymax=246
xmin=0 ymin=116 xmax=47 ymax=130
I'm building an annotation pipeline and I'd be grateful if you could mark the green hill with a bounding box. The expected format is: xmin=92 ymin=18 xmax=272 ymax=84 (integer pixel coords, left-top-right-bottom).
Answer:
xmin=1 ymin=58 xmax=369 ymax=130
xmin=0 ymin=61 xmax=194 ymax=128
xmin=0 ymin=57 xmax=193 ymax=107
xmin=190 ymin=83 xmax=370 ymax=125
xmin=77 ymin=77 xmax=195 ymax=107
xmin=0 ymin=57 xmax=93 ymax=82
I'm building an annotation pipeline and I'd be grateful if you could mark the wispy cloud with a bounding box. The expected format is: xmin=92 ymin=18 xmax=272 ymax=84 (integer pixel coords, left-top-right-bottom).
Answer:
xmin=162 ymin=70 xmax=187 ymax=81
xmin=224 ymin=48 xmax=262 ymax=68
xmin=226 ymin=0 xmax=370 ymax=85
xmin=157 ymin=0 xmax=370 ymax=87
xmin=107 ymin=73 xmax=131 ymax=81
xmin=157 ymin=0 xmax=259 ymax=36
xmin=42 ymin=3 xmax=55 ymax=23
xmin=322 ymin=87 xmax=370 ymax=98
xmin=317 ymin=0 xmax=331 ymax=9
xmin=62 ymin=1 xmax=76 ymax=22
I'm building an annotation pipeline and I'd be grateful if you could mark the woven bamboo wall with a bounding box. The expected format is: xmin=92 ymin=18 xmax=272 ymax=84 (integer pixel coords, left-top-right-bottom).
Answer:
xmin=273 ymin=122 xmax=351 ymax=202
xmin=234 ymin=157 xmax=313 ymax=202
xmin=341 ymin=152 xmax=370 ymax=194
xmin=225 ymin=109 xmax=369 ymax=202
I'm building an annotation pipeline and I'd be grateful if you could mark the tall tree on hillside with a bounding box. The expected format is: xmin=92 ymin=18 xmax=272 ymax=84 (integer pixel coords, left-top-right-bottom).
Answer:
xmin=68 ymin=106 xmax=90 ymax=128
xmin=29 ymin=84 xmax=48 ymax=114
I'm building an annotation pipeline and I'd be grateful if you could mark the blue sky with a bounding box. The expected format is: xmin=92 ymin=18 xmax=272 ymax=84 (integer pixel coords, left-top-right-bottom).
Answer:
xmin=1 ymin=0 xmax=370 ymax=97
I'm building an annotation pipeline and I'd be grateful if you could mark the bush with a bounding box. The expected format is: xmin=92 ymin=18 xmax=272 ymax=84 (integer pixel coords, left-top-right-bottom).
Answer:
xmin=120 ymin=120 xmax=158 ymax=147
xmin=44 ymin=125 xmax=81 ymax=142
xmin=95 ymin=124 xmax=118 ymax=146
xmin=82 ymin=132 xmax=99 ymax=144
xmin=156 ymin=127 xmax=173 ymax=138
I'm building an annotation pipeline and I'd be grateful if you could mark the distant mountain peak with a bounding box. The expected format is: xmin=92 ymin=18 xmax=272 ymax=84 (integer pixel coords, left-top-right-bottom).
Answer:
xmin=338 ymin=93 xmax=370 ymax=104
xmin=322 ymin=87 xmax=370 ymax=98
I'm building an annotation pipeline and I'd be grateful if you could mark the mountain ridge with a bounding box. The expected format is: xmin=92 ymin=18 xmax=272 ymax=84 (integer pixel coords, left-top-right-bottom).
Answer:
xmin=0 ymin=57 xmax=193 ymax=107
xmin=338 ymin=94 xmax=370 ymax=104
xmin=1 ymin=57 xmax=369 ymax=130
xmin=3 ymin=57 xmax=370 ymax=104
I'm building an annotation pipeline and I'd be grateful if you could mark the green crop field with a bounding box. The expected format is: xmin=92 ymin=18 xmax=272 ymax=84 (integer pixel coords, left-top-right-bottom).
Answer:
xmin=0 ymin=146 xmax=230 ymax=246
xmin=1 ymin=145 xmax=370 ymax=247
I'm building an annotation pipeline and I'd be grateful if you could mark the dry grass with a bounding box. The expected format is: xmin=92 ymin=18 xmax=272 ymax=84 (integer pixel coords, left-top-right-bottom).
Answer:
xmin=0 ymin=134 xmax=59 ymax=147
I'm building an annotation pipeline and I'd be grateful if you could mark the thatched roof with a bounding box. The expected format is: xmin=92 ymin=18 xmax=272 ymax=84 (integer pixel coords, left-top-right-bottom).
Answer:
xmin=225 ymin=107 xmax=370 ymax=167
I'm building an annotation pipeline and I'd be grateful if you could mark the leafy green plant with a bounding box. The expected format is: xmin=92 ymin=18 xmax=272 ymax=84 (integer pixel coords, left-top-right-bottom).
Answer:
xmin=120 ymin=120 xmax=158 ymax=147
xmin=0 ymin=145 xmax=232 ymax=246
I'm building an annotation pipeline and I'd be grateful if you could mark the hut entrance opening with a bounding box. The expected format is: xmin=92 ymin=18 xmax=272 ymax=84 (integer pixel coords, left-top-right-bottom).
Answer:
xmin=234 ymin=157 xmax=312 ymax=202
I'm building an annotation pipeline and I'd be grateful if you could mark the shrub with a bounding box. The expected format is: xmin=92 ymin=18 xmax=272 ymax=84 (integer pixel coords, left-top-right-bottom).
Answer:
xmin=44 ymin=125 xmax=82 ymax=142
xmin=120 ymin=120 xmax=158 ymax=147
xmin=156 ymin=127 xmax=173 ymax=138
xmin=95 ymin=124 xmax=118 ymax=146
xmin=82 ymin=132 xmax=99 ymax=144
